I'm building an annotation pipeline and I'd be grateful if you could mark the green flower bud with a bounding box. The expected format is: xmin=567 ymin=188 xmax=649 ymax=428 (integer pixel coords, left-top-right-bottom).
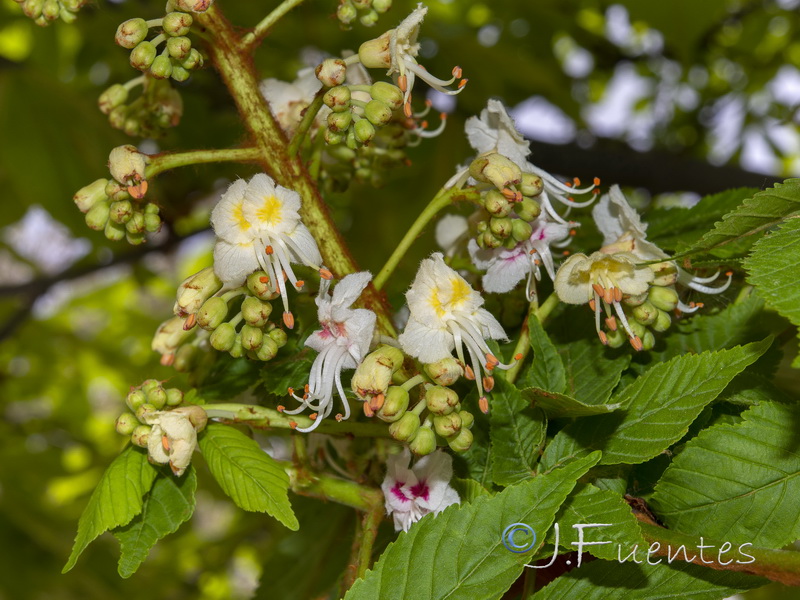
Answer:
xmin=388 ymin=411 xmax=419 ymax=442
xmin=116 ymin=412 xmax=139 ymax=436
xmin=606 ymin=327 xmax=625 ymax=348
xmin=181 ymin=48 xmax=203 ymax=70
xmin=447 ymin=427 xmax=473 ymax=452
xmin=365 ymin=99 xmax=393 ymax=126
xmin=623 ymin=291 xmax=649 ymax=307
xmin=632 ymin=301 xmax=658 ymax=326
xmin=85 ymin=201 xmax=110 ymax=231
xmin=98 ymin=84 xmax=128 ymax=115
xmin=246 ymin=271 xmax=280 ymax=300
xmin=409 ymin=426 xmax=436 ymax=456
xmin=327 ymin=110 xmax=352 ymax=133
xmin=256 ymin=336 xmax=279 ymax=361
xmin=197 ymin=296 xmax=228 ymax=330
xmin=166 ymin=388 xmax=184 ymax=406
xmin=61 ymin=0 xmax=84 ymax=11
xmin=483 ymin=190 xmax=512 ymax=217
xmin=171 ymin=65 xmax=191 ymax=82
xmin=482 ymin=230 xmax=502 ymax=249
xmin=104 ymin=180 xmax=129 ymax=201
xmin=150 ymin=55 xmax=173 ymax=79
xmin=424 ymin=357 xmax=463 ymax=386
xmin=116 ymin=18 xmax=148 ymax=49
xmin=515 ymin=197 xmax=541 ymax=221
xmin=503 ymin=236 xmax=518 ymax=250
xmin=210 ymin=322 xmax=236 ymax=352
xmin=458 ymin=409 xmax=474 ymax=429
xmin=433 ymin=412 xmax=462 ymax=437
xmin=354 ymin=119 xmax=376 ymax=144
xmin=641 ymin=330 xmax=656 ymax=351
xmin=476 ymin=220 xmax=488 ymax=234
xmin=377 ymin=386 xmax=409 ymax=422
xmin=240 ymin=324 xmax=263 ymax=351
xmin=127 ymin=231 xmax=146 ymax=245
xmin=351 ymin=345 xmax=405 ymax=401
xmin=648 ymin=286 xmax=679 ymax=312
xmin=360 ymin=9 xmax=379 ymax=27
xmin=323 ymin=86 xmax=351 ymax=112
xmin=144 ymin=213 xmax=161 ymax=233
xmin=104 ymin=220 xmax=126 ymax=242
xmin=60 ymin=7 xmax=78 ymax=23
xmin=627 ymin=317 xmax=646 ymax=340
xmin=152 ymin=317 xmax=193 ymax=359
xmin=229 ymin=334 xmax=244 ymax=358
xmin=108 ymin=106 xmax=129 ymax=130
xmin=42 ymin=0 xmax=60 ymax=20
xmin=146 ymin=385 xmax=167 ymax=409
xmin=109 ymin=144 xmax=147 ymax=187
xmin=315 ymin=58 xmax=347 ymax=88
xmin=520 ymin=173 xmax=544 ymax=197
xmin=345 ymin=128 xmax=358 ymax=150
xmin=652 ymin=308 xmax=672 ymax=333
xmin=269 ymin=328 xmax=287 ymax=347
xmin=135 ymin=403 xmax=157 ymax=422
xmin=173 ymin=343 xmax=197 ymax=372
xmin=352 ymin=0 xmax=370 ymax=8
xmin=126 ymin=389 xmax=147 ymax=412
xmin=131 ymin=425 xmax=152 ymax=448
xmin=369 ymin=81 xmax=403 ymax=110
xmin=109 ymin=200 xmax=133 ymax=224
xmin=123 ymin=213 xmax=143 ymax=235
xmin=469 ymin=152 xmax=521 ymax=190
xmin=166 ymin=36 xmax=192 ymax=60
xmin=358 ymin=31 xmax=391 ymax=69
xmin=489 ymin=216 xmax=513 ymax=239
xmin=173 ymin=0 xmax=212 ymax=13
xmin=22 ymin=0 xmax=44 ymax=20
xmin=425 ymin=385 xmax=459 ymax=415
xmin=241 ymin=296 xmax=273 ymax=327
xmin=173 ymin=266 xmax=223 ymax=317
xmin=163 ymin=11 xmax=193 ymax=36
xmin=324 ymin=128 xmax=346 ymax=145
xmin=141 ymin=379 xmax=160 ymax=394
xmin=337 ymin=0 xmax=357 ymax=25
xmin=74 ymin=179 xmax=109 ymax=213
xmin=144 ymin=202 xmax=160 ymax=215
xmin=130 ymin=41 xmax=157 ymax=71
xmin=511 ymin=218 xmax=533 ymax=243
xmin=373 ymin=0 xmax=391 ymax=14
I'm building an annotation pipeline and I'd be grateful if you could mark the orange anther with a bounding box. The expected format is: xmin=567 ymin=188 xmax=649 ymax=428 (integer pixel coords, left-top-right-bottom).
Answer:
xmin=630 ymin=336 xmax=644 ymax=352
xmin=295 ymin=280 xmax=305 ymax=289
xmin=289 ymin=421 xmax=298 ymax=429
xmin=485 ymin=353 xmax=499 ymax=368
xmin=404 ymin=102 xmax=413 ymax=118
xmin=573 ymin=177 xmax=581 ymax=186
xmin=479 ymin=396 xmax=490 ymax=414
xmin=183 ymin=313 xmax=196 ymax=330
xmin=483 ymin=376 xmax=495 ymax=392
xmin=259 ymin=276 xmax=269 ymax=284
xmin=370 ymin=393 xmax=385 ymax=411
xmin=696 ymin=302 xmax=704 ymax=308
xmin=452 ymin=66 xmax=463 ymax=78
xmin=464 ymin=365 xmax=476 ymax=380
xmin=603 ymin=287 xmax=614 ymax=305
xmin=277 ymin=404 xmax=285 ymax=412
xmin=514 ymin=353 xmax=523 ymax=360
xmin=565 ymin=181 xmax=572 ymax=188
xmin=287 ymin=387 xmax=294 ymax=395
xmin=265 ymin=245 xmax=274 ymax=255
xmin=420 ymin=121 xmax=428 ymax=129
xmin=425 ymin=99 xmax=433 ymax=107
xmin=589 ymin=299 xmax=596 ymax=311
xmin=160 ymin=354 xmax=175 ymax=366
xmin=439 ymin=112 xmax=447 ymax=120
xmin=605 ymin=316 xmax=618 ymax=331
xmin=397 ymin=74 xmax=408 ymax=92
xmin=592 ymin=283 xmax=605 ymax=298
xmin=569 ymin=229 xmax=577 ymax=236
xmin=725 ymin=271 xmax=733 ymax=277
xmin=593 ymin=177 xmax=601 ymax=186
xmin=304 ymin=384 xmax=309 ymax=394
xmin=614 ymin=287 xmax=622 ymax=302
xmin=598 ymin=330 xmax=608 ymax=345
xmin=562 ymin=250 xmax=570 ymax=256
xmin=363 ymin=402 xmax=374 ymax=417
xmin=309 ymin=413 xmax=318 ymax=421
xmin=161 ymin=435 xmax=170 ymax=452
xmin=283 ymin=311 xmax=295 ymax=329
xmin=319 ymin=268 xmax=333 ymax=280
xmin=335 ymin=413 xmax=343 ymax=422
xmin=128 ymin=180 xmax=148 ymax=199
xmin=458 ymin=78 xmax=468 ymax=89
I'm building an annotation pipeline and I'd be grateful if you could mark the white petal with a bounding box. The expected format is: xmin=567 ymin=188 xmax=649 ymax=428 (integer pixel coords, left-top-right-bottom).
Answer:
xmin=210 ymin=180 xmax=253 ymax=244
xmin=243 ymin=175 xmax=300 ymax=235
xmin=554 ymin=253 xmax=594 ymax=304
xmin=331 ymin=272 xmax=372 ymax=311
xmin=467 ymin=238 xmax=499 ymax=270
xmin=147 ymin=424 xmax=170 ymax=465
xmin=213 ymin=240 xmax=260 ymax=286
xmin=342 ymin=308 xmax=376 ymax=360
xmin=406 ymin=253 xmax=482 ymax=327
xmin=398 ymin=318 xmax=454 ymax=364
xmin=472 ymin=307 xmax=508 ymax=341
xmin=436 ymin=214 xmax=469 ymax=255
xmin=285 ymin=223 xmax=323 ymax=267
xmin=465 ymin=99 xmax=530 ymax=168
xmin=482 ymin=249 xmax=529 ymax=293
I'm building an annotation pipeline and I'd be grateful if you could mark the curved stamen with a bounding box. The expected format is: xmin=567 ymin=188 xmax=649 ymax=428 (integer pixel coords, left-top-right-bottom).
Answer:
xmin=685 ymin=272 xmax=732 ymax=295
xmin=677 ymin=300 xmax=702 ymax=313
xmin=526 ymin=164 xmax=597 ymax=196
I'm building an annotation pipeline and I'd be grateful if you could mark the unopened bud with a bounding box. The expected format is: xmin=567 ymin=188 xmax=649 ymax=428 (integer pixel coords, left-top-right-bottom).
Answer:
xmin=433 ymin=412 xmax=462 ymax=437
xmin=126 ymin=389 xmax=147 ymax=412
xmin=104 ymin=220 xmax=126 ymax=242
xmin=520 ymin=173 xmax=543 ymax=197
xmin=364 ymin=99 xmax=392 ymax=126
xmin=648 ymin=286 xmax=679 ymax=312
xmin=315 ymin=58 xmax=347 ymax=87
xmin=172 ymin=0 xmax=213 ymax=13
xmin=388 ymin=411 xmax=419 ymax=442
xmin=197 ymin=296 xmax=228 ymax=330
xmin=240 ymin=324 xmax=263 ymax=351
xmin=105 ymin=180 xmax=130 ymax=202
xmin=74 ymin=179 xmax=109 ymax=213
xmin=152 ymin=316 xmax=193 ymax=356
xmin=515 ymin=198 xmax=541 ymax=222
xmin=632 ymin=301 xmax=657 ymax=326
xmin=323 ymin=86 xmax=351 ymax=112
xmin=409 ymin=426 xmax=436 ymax=456
xmin=141 ymin=379 xmax=161 ymax=395
xmin=135 ymin=402 xmax=157 ymax=422
xmin=144 ymin=213 xmax=161 ymax=233
xmin=483 ymin=190 xmax=512 ymax=217
xmin=85 ymin=201 xmax=110 ymax=231
xmin=116 ymin=412 xmax=139 ymax=436
xmin=256 ymin=336 xmax=279 ymax=361
xmin=652 ymin=308 xmax=672 ymax=333
xmin=181 ymin=48 xmax=203 ymax=70
xmin=131 ymin=425 xmax=152 ymax=447
xmin=109 ymin=144 xmax=147 ymax=186
xmin=351 ymin=345 xmax=405 ymax=400
xmin=210 ymin=322 xmax=236 ymax=352
xmin=150 ymin=55 xmax=173 ymax=79
xmin=424 ymin=357 xmax=463 ymax=386
xmin=373 ymin=0 xmax=391 ymax=12
xmin=425 ymin=385 xmax=459 ymax=415
xmin=171 ymin=65 xmax=190 ymax=82
xmin=447 ymin=427 xmax=473 ymax=452
xmin=241 ymin=296 xmax=273 ymax=327
xmin=377 ymin=386 xmax=409 ymax=422
xmin=99 ymin=84 xmax=129 ymax=114
xmin=469 ymin=153 xmax=522 ymax=190
xmin=606 ymin=327 xmax=625 ymax=348
xmin=163 ymin=11 xmax=193 ymax=36
xmin=324 ymin=128 xmax=345 ymax=146
xmin=247 ymin=271 xmax=280 ymax=300
xmin=337 ymin=0 xmax=357 ymax=25
xmin=358 ymin=31 xmax=391 ymax=69
xmin=623 ymin=291 xmax=649 ymax=307
xmin=166 ymin=388 xmax=184 ymax=406
xmin=42 ymin=0 xmax=60 ymax=20
xmin=458 ymin=410 xmax=474 ymax=429
xmin=511 ymin=219 xmax=533 ymax=242
xmin=641 ymin=330 xmax=655 ymax=351
xmin=489 ymin=216 xmax=512 ymax=239
xmin=22 ymin=0 xmax=44 ymax=20
xmin=130 ymin=41 xmax=157 ymax=71
xmin=327 ymin=110 xmax=352 ymax=133
xmin=146 ymin=385 xmax=167 ymax=409
xmin=229 ymin=334 xmax=244 ymax=358
xmin=354 ymin=119 xmax=376 ymax=143
xmin=116 ymin=18 xmax=148 ymax=48
xmin=109 ymin=200 xmax=133 ymax=224
xmin=268 ymin=328 xmax=287 ymax=347
xmin=173 ymin=267 xmax=223 ymax=317
xmin=166 ymin=36 xmax=192 ymax=60
xmin=126 ymin=212 xmax=146 ymax=234
xmin=482 ymin=230 xmax=502 ymax=249
xmin=651 ymin=262 xmax=679 ymax=287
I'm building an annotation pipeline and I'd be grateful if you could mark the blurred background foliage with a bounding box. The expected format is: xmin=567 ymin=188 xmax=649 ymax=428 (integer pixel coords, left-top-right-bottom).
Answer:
xmin=0 ymin=0 xmax=799 ymax=598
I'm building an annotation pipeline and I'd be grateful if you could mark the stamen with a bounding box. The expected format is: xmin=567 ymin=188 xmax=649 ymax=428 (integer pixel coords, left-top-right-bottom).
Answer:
xmin=335 ymin=413 xmax=343 ymax=422
xmin=160 ymin=354 xmax=175 ymax=366
xmin=309 ymin=413 xmax=318 ymax=420
xmin=479 ymin=396 xmax=489 ymax=414
xmin=363 ymin=402 xmax=374 ymax=417
xmin=452 ymin=66 xmax=462 ymax=78
xmin=458 ymin=78 xmax=468 ymax=89
xmin=614 ymin=287 xmax=622 ymax=302
xmin=593 ymin=177 xmax=601 ymax=186
xmin=370 ymin=393 xmax=385 ymax=412
xmin=603 ymin=287 xmax=614 ymax=305
xmin=485 ymin=353 xmax=500 ymax=369
xmin=289 ymin=421 xmax=297 ymax=429
xmin=514 ymin=353 xmax=523 ymax=360
xmin=283 ymin=311 xmax=295 ymax=329
xmin=128 ymin=181 xmax=148 ymax=199
xmin=398 ymin=74 xmax=408 ymax=92
xmin=598 ymin=330 xmax=608 ymax=345
xmin=605 ymin=316 xmax=618 ymax=331
xmin=161 ymin=435 xmax=170 ymax=452
xmin=592 ymin=283 xmax=605 ymax=298
xmin=464 ymin=365 xmax=475 ymax=380
xmin=630 ymin=336 xmax=644 ymax=351
xmin=260 ymin=276 xmax=270 ymax=284
xmin=295 ymin=280 xmax=305 ymax=289
xmin=319 ymin=267 xmax=333 ymax=280
xmin=482 ymin=376 xmax=495 ymax=392
xmin=183 ymin=314 xmax=196 ymax=330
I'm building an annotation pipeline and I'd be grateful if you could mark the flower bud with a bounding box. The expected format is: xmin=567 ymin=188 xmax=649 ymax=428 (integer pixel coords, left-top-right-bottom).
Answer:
xmin=144 ymin=213 xmax=161 ymax=233
xmin=389 ymin=411 xmax=419 ymax=442
xmin=125 ymin=212 xmax=145 ymax=234
xmin=141 ymin=378 xmax=160 ymax=394
xmin=150 ymin=55 xmax=173 ymax=79
xmin=424 ymin=357 xmax=463 ymax=386
xmin=116 ymin=18 xmax=148 ymax=49
xmin=22 ymin=0 xmax=44 ymax=20
xmin=130 ymin=41 xmax=157 ymax=71
xmin=126 ymin=389 xmax=147 ymax=412
xmin=146 ymin=385 xmax=168 ymax=409
xmin=652 ymin=308 xmax=672 ymax=333
xmin=116 ymin=412 xmax=139 ymax=436
xmin=324 ymin=128 xmax=345 ymax=146
xmin=256 ymin=336 xmax=279 ymax=361
xmin=482 ymin=230 xmax=502 ymax=249
xmin=370 ymin=81 xmax=403 ymax=110
xmin=247 ymin=271 xmax=280 ymax=300
xmin=152 ymin=316 xmax=193 ymax=356
xmin=606 ymin=328 xmax=625 ymax=348
xmin=648 ymin=286 xmax=679 ymax=312
xmin=323 ymin=86 xmax=351 ymax=112
xmin=131 ymin=425 xmax=152 ymax=448
xmin=483 ymin=190 xmax=511 ymax=217
xmin=163 ymin=11 xmax=193 ymax=35
xmin=458 ymin=409 xmax=474 ymax=429
xmin=127 ymin=231 xmax=146 ymax=245
xmin=641 ymin=330 xmax=656 ymax=351
xmin=74 ymin=179 xmax=109 ymax=213
xmin=360 ymin=9 xmax=379 ymax=27
xmin=425 ymin=385 xmax=459 ymax=415
xmin=85 ymin=201 xmax=110 ymax=231
xmin=520 ymin=173 xmax=544 ymax=197
xmin=174 ymin=404 xmax=208 ymax=431
xmin=197 ymin=296 xmax=228 ymax=330
xmin=352 ymin=0 xmax=371 ymax=9
xmin=353 ymin=119 xmax=375 ymax=144
xmin=377 ymin=386 xmax=409 ymax=422
xmin=240 ymin=324 xmax=263 ymax=351
xmin=651 ymin=262 xmax=679 ymax=287
xmin=210 ymin=322 xmax=236 ymax=352
xmin=109 ymin=200 xmax=133 ymax=224
xmin=632 ymin=301 xmax=658 ymax=326
xmin=229 ymin=334 xmax=244 ymax=358
xmin=447 ymin=427 xmax=473 ymax=452
xmin=511 ymin=218 xmax=533 ymax=243
xmin=627 ymin=318 xmax=646 ymax=340
xmin=135 ymin=403 xmax=157 ymax=422
xmin=351 ymin=345 xmax=405 ymax=400
xmin=166 ymin=388 xmax=184 ymax=406
xmin=358 ymin=31 xmax=391 ymax=69
xmin=337 ymin=0 xmax=357 ymax=25
xmin=144 ymin=202 xmax=160 ymax=215
xmin=173 ymin=267 xmax=223 ymax=317
xmin=269 ymin=328 xmax=287 ymax=347
xmin=433 ymin=412 xmax=462 ymax=438
xmin=240 ymin=296 xmax=272 ymax=327
xmin=104 ymin=220 xmax=126 ymax=242
xmin=181 ymin=48 xmax=203 ymax=70
xmin=109 ymin=144 xmax=147 ymax=186
xmin=327 ymin=110 xmax=352 ymax=133
xmin=409 ymin=426 xmax=436 ymax=456
xmin=372 ymin=0 xmax=391 ymax=13
xmin=315 ymin=58 xmax=347 ymax=87
xmin=166 ymin=36 xmax=192 ymax=60
xmin=345 ymin=128 xmax=358 ymax=150
xmin=98 ymin=84 xmax=128 ymax=114
xmin=623 ymin=291 xmax=648 ymax=307
xmin=60 ymin=9 xmax=79 ymax=24
xmin=61 ymin=0 xmax=84 ymax=11
xmin=516 ymin=198 xmax=541 ymax=222
xmin=469 ymin=153 xmax=522 ymax=190
xmin=365 ymin=99 xmax=393 ymax=126
xmin=171 ymin=65 xmax=190 ymax=82
xmin=489 ymin=216 xmax=512 ymax=239
xmin=173 ymin=343 xmax=198 ymax=372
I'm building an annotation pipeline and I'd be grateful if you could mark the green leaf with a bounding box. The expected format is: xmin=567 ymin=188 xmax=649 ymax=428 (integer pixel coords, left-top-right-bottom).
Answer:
xmin=113 ymin=467 xmax=198 ymax=578
xmin=541 ymin=340 xmax=771 ymax=466
xmin=259 ymin=349 xmax=316 ymax=397
xmin=678 ymin=179 xmax=800 ymax=258
xmin=452 ymin=478 xmax=492 ymax=503
xmin=194 ymin=353 xmax=263 ymax=401
xmin=344 ymin=452 xmax=601 ymax=600
xmin=531 ymin=558 xmax=764 ymax=599
xmin=490 ymin=379 xmax=546 ymax=486
xmin=198 ymin=423 xmax=298 ymax=530
xmin=521 ymin=387 xmax=622 ymax=418
xmin=63 ymin=446 xmax=159 ymax=573
xmin=745 ymin=217 xmax=800 ymax=367
xmin=520 ymin=314 xmax=566 ymax=393
xmin=560 ymin=339 xmax=631 ymax=406
xmin=651 ymin=402 xmax=800 ymax=548
xmin=546 ymin=484 xmax=645 ymax=561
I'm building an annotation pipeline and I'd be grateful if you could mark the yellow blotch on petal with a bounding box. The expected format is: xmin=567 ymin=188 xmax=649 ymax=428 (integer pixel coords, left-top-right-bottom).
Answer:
xmin=232 ymin=201 xmax=251 ymax=231
xmin=257 ymin=195 xmax=283 ymax=226
xmin=429 ymin=276 xmax=472 ymax=317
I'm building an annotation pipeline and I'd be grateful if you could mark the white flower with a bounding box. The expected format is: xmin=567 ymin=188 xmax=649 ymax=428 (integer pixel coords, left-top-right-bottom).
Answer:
xmin=381 ymin=448 xmax=459 ymax=532
xmin=260 ymin=68 xmax=328 ymax=136
xmin=211 ymin=174 xmax=329 ymax=329
xmin=398 ymin=253 xmax=513 ymax=408
xmin=286 ymin=272 xmax=376 ymax=432
xmin=435 ymin=214 xmax=469 ymax=257
xmin=144 ymin=406 xmax=207 ymax=477
xmin=469 ymin=216 xmax=572 ymax=302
